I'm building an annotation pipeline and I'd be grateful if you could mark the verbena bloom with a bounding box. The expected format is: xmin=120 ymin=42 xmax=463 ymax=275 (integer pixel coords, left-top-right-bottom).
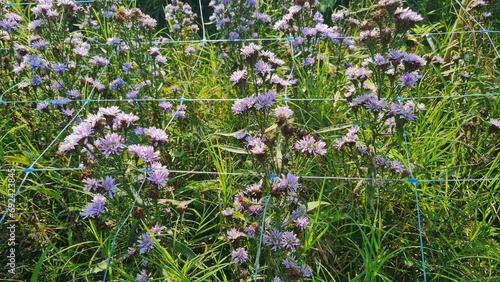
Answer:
xmin=81 ymin=194 xmax=107 ymax=219
xmin=97 ymin=133 xmax=125 ymax=157
xmin=232 ymin=247 xmax=248 ymax=263
xmin=137 ymin=232 xmax=156 ymax=254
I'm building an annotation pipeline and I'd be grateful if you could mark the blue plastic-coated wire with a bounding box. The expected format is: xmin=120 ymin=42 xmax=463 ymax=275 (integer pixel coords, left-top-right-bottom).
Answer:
xmin=102 ymin=170 xmax=147 ymax=281
xmin=0 ymin=50 xmax=115 ymax=225
xmin=4 ymin=92 xmax=500 ymax=106
xmin=402 ymin=125 xmax=427 ymax=282
xmin=1 ymin=166 xmax=499 ymax=183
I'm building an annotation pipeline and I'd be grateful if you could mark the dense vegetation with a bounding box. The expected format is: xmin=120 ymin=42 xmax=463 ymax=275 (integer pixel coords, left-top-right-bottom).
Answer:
xmin=1 ymin=0 xmax=499 ymax=281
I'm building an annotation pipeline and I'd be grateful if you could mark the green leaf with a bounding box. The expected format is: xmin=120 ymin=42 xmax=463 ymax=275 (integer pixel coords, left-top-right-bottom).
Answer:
xmin=213 ymin=144 xmax=248 ymax=154
xmin=173 ymin=240 xmax=196 ymax=259
xmin=307 ymin=201 xmax=330 ymax=211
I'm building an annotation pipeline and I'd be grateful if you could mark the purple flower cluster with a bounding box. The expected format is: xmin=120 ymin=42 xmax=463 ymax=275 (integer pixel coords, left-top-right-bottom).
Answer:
xmin=164 ymin=0 xmax=199 ymax=38
xmin=334 ymin=126 xmax=360 ymax=150
xmin=80 ymin=194 xmax=107 ymax=219
xmin=294 ymin=135 xmax=327 ymax=156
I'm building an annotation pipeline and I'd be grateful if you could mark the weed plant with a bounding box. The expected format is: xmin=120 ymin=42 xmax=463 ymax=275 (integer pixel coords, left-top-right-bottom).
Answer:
xmin=0 ymin=0 xmax=499 ymax=281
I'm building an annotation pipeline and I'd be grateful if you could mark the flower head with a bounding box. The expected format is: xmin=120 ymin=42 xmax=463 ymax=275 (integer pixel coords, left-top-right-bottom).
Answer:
xmin=81 ymin=194 xmax=107 ymax=219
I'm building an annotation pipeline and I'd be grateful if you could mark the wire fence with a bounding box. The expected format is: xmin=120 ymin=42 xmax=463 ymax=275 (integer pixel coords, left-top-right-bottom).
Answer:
xmin=1 ymin=0 xmax=500 ymax=281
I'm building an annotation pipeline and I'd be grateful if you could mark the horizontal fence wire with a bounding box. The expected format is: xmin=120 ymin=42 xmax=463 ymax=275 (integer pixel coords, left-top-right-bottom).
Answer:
xmin=1 ymin=1 xmax=499 ymax=281
xmin=2 ymin=93 xmax=500 ymax=106
xmin=0 ymin=167 xmax=498 ymax=183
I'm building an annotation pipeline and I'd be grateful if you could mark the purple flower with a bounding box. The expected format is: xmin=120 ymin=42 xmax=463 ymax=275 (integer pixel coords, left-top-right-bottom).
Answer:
xmin=89 ymin=55 xmax=110 ymax=67
xmin=148 ymin=162 xmax=169 ymax=188
xmin=109 ymin=78 xmax=125 ymax=91
xmin=489 ymin=119 xmax=500 ymax=131
xmin=244 ymin=225 xmax=258 ymax=237
xmin=81 ymin=194 xmax=107 ymax=219
xmin=227 ymin=228 xmax=243 ymax=243
xmin=145 ymin=127 xmax=169 ymax=146
xmin=36 ymin=101 xmax=50 ymax=111
xmin=232 ymin=97 xmax=255 ymax=115
xmin=99 ymin=106 xmax=121 ymax=119
xmin=97 ymin=133 xmax=125 ymax=158
xmin=229 ymin=70 xmax=247 ymax=86
xmin=221 ymin=207 xmax=234 ymax=217
xmin=159 ymin=101 xmax=173 ymax=112
xmin=137 ymin=233 xmax=155 ymax=254
xmin=25 ymin=54 xmax=45 ymax=71
xmin=62 ymin=108 xmax=75 ymax=117
xmin=232 ymin=247 xmax=248 ymax=263
xmin=100 ymin=176 xmax=118 ymax=198
xmin=294 ymin=135 xmax=327 ymax=156
xmin=303 ymin=57 xmax=315 ymax=66
xmin=135 ymin=269 xmax=152 ymax=282
xmin=123 ymin=62 xmax=134 ymax=74
xmin=294 ymin=216 xmax=309 ymax=231
xmin=82 ymin=177 xmax=99 ymax=192
xmin=254 ymin=91 xmax=276 ymax=110
xmin=274 ymin=106 xmax=293 ymax=119
xmin=150 ymin=222 xmax=165 ymax=235
xmin=66 ymin=90 xmax=81 ymax=99
xmin=30 ymin=75 xmax=43 ymax=86
xmin=281 ymin=231 xmax=300 ymax=250
xmin=264 ymin=229 xmax=283 ymax=251
xmin=71 ymin=122 xmax=94 ymax=145
xmin=229 ymin=32 xmax=239 ymax=40
xmin=234 ymin=130 xmax=247 ymax=140
xmin=400 ymin=72 xmax=418 ymax=87
xmin=246 ymin=136 xmax=266 ymax=156
xmin=247 ymin=201 xmax=262 ymax=216
xmin=114 ymin=113 xmax=140 ymax=128
xmin=273 ymin=173 xmax=300 ymax=194
xmin=345 ymin=66 xmax=372 ymax=81
xmin=52 ymin=63 xmax=67 ymax=74
xmin=140 ymin=146 xmax=160 ymax=164
xmin=254 ymin=60 xmax=274 ymax=77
